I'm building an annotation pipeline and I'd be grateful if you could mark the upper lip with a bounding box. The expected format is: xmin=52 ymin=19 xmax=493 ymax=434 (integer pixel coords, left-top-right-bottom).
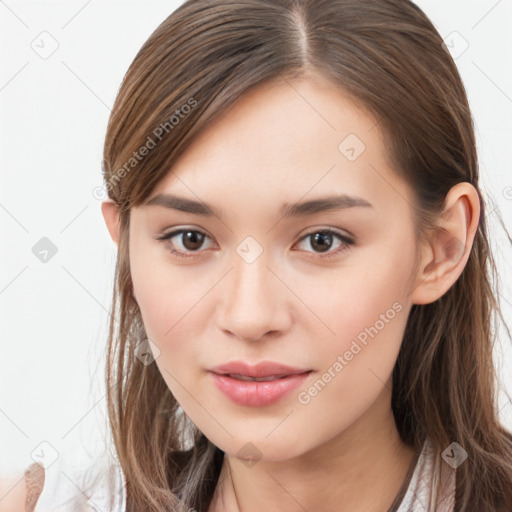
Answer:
xmin=208 ymin=361 xmax=312 ymax=378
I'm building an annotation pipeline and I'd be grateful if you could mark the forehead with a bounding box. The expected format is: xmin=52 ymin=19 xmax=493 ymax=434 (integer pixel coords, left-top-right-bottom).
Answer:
xmin=147 ymin=73 xmax=414 ymax=219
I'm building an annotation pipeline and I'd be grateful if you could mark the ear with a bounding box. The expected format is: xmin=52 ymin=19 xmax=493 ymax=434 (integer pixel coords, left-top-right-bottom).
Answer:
xmin=101 ymin=198 xmax=121 ymax=247
xmin=101 ymin=199 xmax=137 ymax=301
xmin=411 ymin=182 xmax=480 ymax=305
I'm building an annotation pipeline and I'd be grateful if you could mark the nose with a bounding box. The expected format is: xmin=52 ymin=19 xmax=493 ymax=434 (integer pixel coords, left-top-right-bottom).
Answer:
xmin=216 ymin=251 xmax=292 ymax=343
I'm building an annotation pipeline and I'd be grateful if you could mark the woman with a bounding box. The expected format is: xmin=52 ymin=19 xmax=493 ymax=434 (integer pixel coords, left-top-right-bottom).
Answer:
xmin=13 ymin=0 xmax=512 ymax=511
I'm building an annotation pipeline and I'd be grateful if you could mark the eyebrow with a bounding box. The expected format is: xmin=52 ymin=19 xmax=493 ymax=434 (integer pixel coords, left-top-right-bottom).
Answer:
xmin=143 ymin=193 xmax=373 ymax=219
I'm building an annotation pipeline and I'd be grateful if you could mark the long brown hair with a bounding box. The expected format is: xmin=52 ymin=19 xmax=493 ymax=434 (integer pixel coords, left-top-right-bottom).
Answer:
xmin=101 ymin=1 xmax=512 ymax=510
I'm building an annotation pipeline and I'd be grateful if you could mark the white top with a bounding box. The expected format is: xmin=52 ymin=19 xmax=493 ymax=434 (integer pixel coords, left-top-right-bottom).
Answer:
xmin=398 ymin=437 xmax=456 ymax=511
xmin=30 ymin=453 xmax=125 ymax=512
xmin=30 ymin=437 xmax=455 ymax=511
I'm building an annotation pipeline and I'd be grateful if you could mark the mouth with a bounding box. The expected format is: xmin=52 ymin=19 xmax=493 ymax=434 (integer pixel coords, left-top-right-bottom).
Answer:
xmin=221 ymin=373 xmax=303 ymax=382
xmin=208 ymin=360 xmax=312 ymax=379
xmin=207 ymin=361 xmax=313 ymax=407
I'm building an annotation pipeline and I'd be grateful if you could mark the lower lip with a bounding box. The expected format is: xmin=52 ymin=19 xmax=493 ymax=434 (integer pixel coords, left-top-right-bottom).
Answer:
xmin=209 ymin=371 xmax=311 ymax=407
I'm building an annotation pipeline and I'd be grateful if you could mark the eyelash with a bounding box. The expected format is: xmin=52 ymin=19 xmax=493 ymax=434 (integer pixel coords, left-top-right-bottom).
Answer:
xmin=156 ymin=228 xmax=354 ymax=260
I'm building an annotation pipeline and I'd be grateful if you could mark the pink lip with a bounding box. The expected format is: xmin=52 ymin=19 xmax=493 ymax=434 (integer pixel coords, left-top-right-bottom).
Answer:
xmin=209 ymin=360 xmax=311 ymax=378
xmin=208 ymin=360 xmax=312 ymax=407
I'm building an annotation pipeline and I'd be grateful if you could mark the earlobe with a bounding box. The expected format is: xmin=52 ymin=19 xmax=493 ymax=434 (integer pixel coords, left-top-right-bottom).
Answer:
xmin=411 ymin=182 xmax=480 ymax=305
xmin=101 ymin=198 xmax=121 ymax=247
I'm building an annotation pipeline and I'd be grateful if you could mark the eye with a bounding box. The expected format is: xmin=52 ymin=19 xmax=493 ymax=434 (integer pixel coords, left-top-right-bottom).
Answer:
xmin=156 ymin=228 xmax=215 ymax=259
xmin=156 ymin=227 xmax=354 ymax=260
xmin=293 ymin=229 xmax=354 ymax=259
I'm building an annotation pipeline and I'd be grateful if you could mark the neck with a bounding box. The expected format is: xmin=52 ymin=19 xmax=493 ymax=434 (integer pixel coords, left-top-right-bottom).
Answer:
xmin=209 ymin=386 xmax=417 ymax=512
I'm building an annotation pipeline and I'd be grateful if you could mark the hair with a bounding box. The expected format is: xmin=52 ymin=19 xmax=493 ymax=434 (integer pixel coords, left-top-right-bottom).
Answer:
xmin=101 ymin=1 xmax=512 ymax=511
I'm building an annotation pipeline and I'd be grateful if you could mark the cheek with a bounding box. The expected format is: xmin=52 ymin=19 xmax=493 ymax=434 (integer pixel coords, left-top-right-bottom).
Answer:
xmin=130 ymin=251 xmax=210 ymax=405
xmin=129 ymin=239 xmax=205 ymax=351
xmin=304 ymin=237 xmax=414 ymax=372
xmin=295 ymin=264 xmax=411 ymax=437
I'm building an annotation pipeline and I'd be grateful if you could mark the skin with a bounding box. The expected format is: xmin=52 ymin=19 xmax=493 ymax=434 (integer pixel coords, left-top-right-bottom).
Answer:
xmin=102 ymin=71 xmax=480 ymax=512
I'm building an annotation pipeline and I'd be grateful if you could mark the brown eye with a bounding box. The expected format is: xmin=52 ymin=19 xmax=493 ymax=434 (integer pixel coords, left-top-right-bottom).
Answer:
xmin=294 ymin=229 xmax=354 ymax=258
xmin=310 ymin=232 xmax=334 ymax=253
xmin=180 ymin=230 xmax=206 ymax=251
xmin=156 ymin=229 xmax=213 ymax=259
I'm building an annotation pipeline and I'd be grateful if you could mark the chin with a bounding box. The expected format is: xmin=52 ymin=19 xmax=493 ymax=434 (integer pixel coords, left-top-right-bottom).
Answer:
xmin=212 ymin=433 xmax=307 ymax=463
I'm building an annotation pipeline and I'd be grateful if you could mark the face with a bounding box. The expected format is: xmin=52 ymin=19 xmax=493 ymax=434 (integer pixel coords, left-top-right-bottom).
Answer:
xmin=126 ymin=73 xmax=422 ymax=461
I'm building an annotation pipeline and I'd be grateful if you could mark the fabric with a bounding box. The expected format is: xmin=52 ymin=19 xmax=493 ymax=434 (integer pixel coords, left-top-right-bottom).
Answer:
xmin=28 ymin=437 xmax=455 ymax=511
xmin=31 ymin=453 xmax=125 ymax=512
xmin=396 ymin=437 xmax=456 ymax=511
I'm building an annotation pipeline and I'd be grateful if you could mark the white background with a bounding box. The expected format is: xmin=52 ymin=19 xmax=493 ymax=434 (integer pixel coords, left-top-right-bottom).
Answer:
xmin=1 ymin=0 xmax=511 ymax=484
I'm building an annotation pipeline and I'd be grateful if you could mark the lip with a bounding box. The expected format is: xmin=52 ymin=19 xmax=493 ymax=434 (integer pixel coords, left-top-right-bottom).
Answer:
xmin=209 ymin=360 xmax=311 ymax=378
xmin=208 ymin=361 xmax=312 ymax=407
